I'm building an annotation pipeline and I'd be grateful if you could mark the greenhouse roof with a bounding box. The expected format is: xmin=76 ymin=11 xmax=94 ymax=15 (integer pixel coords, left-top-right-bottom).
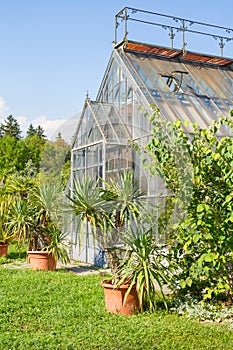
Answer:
xmin=112 ymin=39 xmax=233 ymax=136
xmin=119 ymin=40 xmax=233 ymax=67
xmin=72 ymin=98 xmax=132 ymax=149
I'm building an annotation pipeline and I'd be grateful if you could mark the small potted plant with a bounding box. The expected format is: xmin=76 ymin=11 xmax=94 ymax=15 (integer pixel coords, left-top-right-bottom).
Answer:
xmin=101 ymin=226 xmax=171 ymax=315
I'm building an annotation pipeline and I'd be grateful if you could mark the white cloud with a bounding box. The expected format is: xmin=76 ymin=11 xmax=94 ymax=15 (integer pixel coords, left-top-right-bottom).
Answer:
xmin=0 ymin=95 xmax=79 ymax=142
xmin=0 ymin=96 xmax=9 ymax=119
xmin=33 ymin=116 xmax=67 ymax=139
xmin=16 ymin=114 xmax=78 ymax=142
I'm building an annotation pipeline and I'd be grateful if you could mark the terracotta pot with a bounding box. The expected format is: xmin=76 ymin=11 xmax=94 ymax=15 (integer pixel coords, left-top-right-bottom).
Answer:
xmin=0 ymin=244 xmax=9 ymax=257
xmin=101 ymin=280 xmax=139 ymax=316
xmin=27 ymin=251 xmax=56 ymax=271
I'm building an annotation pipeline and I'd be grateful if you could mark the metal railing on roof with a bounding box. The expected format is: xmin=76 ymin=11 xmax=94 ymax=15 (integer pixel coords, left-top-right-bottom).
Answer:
xmin=114 ymin=7 xmax=233 ymax=57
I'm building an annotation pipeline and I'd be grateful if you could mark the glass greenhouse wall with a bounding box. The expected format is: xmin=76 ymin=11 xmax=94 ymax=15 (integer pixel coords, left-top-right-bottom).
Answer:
xmin=69 ymin=30 xmax=233 ymax=265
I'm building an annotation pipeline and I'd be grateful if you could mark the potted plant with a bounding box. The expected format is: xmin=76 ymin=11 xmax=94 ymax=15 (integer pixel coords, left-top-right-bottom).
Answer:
xmin=101 ymin=170 xmax=146 ymax=272
xmin=27 ymin=224 xmax=70 ymax=271
xmin=0 ymin=195 xmax=15 ymax=257
xmin=7 ymin=180 xmax=70 ymax=270
xmin=101 ymin=227 xmax=171 ymax=315
xmin=67 ymin=170 xmax=170 ymax=315
xmin=67 ymin=170 xmax=146 ymax=269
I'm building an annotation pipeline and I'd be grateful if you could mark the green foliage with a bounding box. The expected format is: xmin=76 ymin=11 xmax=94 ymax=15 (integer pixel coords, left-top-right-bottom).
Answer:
xmin=115 ymin=227 xmax=170 ymax=311
xmin=103 ymin=170 xmax=146 ymax=229
xmin=0 ymin=115 xmax=22 ymax=139
xmin=24 ymin=134 xmax=46 ymax=172
xmin=7 ymin=196 xmax=36 ymax=243
xmin=0 ymin=269 xmax=232 ymax=349
xmin=4 ymin=178 xmax=70 ymax=262
xmin=44 ymin=226 xmax=70 ymax=264
xmin=67 ymin=175 xmax=111 ymax=247
xmin=171 ymin=294 xmax=233 ymax=325
xmin=0 ymin=136 xmax=29 ymax=176
xmin=0 ymin=195 xmax=15 ymax=244
xmin=142 ymin=106 xmax=233 ymax=302
xmin=39 ymin=137 xmax=70 ymax=183
xmin=0 ymin=133 xmax=45 ymax=180
xmin=67 ymin=170 xmax=147 ymax=252
xmin=26 ymin=124 xmax=46 ymax=138
xmin=0 ymin=116 xmax=69 ymax=186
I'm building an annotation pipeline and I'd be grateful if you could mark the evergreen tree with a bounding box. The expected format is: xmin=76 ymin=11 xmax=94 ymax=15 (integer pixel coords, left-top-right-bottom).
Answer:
xmin=26 ymin=124 xmax=37 ymax=137
xmin=35 ymin=125 xmax=46 ymax=139
xmin=0 ymin=115 xmax=22 ymax=139
xmin=56 ymin=132 xmax=62 ymax=140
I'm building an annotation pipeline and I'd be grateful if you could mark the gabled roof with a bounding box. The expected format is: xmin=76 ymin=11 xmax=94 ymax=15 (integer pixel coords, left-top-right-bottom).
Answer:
xmin=72 ymin=99 xmax=132 ymax=149
xmin=111 ymin=40 xmax=233 ymax=136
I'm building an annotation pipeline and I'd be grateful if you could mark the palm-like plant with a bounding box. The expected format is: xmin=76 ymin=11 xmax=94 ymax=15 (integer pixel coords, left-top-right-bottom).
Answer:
xmin=67 ymin=175 xmax=114 ymax=249
xmin=7 ymin=197 xmax=36 ymax=244
xmin=0 ymin=195 xmax=15 ymax=244
xmin=5 ymin=175 xmax=37 ymax=198
xmin=67 ymin=170 xmax=148 ymax=271
xmin=103 ymin=170 xmax=146 ymax=230
xmin=7 ymin=179 xmax=70 ymax=264
xmin=114 ymin=227 xmax=171 ymax=311
xmin=33 ymin=181 xmax=63 ymax=227
xmin=43 ymin=225 xmax=70 ymax=264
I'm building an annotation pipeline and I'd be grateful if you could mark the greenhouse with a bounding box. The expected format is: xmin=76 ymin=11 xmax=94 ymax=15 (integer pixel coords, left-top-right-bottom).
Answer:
xmin=69 ymin=8 xmax=233 ymax=264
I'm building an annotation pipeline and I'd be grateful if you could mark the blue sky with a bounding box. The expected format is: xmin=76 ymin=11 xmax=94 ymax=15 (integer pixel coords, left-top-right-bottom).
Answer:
xmin=0 ymin=0 xmax=232 ymax=140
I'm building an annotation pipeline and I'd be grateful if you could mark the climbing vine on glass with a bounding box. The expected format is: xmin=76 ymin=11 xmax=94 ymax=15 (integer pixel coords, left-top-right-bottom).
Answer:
xmin=141 ymin=105 xmax=233 ymax=302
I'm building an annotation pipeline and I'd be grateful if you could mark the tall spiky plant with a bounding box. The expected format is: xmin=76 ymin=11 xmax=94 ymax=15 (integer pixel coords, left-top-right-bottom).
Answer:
xmin=115 ymin=227 xmax=171 ymax=311
xmin=66 ymin=175 xmax=113 ymax=248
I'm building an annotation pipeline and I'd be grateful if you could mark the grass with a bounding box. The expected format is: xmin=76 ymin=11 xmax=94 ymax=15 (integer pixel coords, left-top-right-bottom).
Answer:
xmin=0 ymin=268 xmax=232 ymax=350
xmin=0 ymin=243 xmax=27 ymax=265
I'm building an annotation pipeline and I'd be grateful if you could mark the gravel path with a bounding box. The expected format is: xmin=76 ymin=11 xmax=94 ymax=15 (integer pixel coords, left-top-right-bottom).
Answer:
xmin=2 ymin=260 xmax=110 ymax=276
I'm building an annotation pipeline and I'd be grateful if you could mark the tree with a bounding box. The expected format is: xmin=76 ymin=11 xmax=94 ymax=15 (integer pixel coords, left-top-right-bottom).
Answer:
xmin=39 ymin=136 xmax=70 ymax=184
xmin=24 ymin=134 xmax=46 ymax=173
xmin=35 ymin=125 xmax=46 ymax=139
xmin=56 ymin=132 xmax=62 ymax=140
xmin=26 ymin=124 xmax=46 ymax=139
xmin=0 ymin=115 xmax=22 ymax=139
xmin=26 ymin=124 xmax=37 ymax=137
xmin=141 ymin=106 xmax=233 ymax=302
xmin=0 ymin=137 xmax=28 ymax=175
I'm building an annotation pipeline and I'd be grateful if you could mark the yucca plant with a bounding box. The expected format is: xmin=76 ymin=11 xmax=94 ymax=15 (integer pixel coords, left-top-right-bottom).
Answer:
xmin=44 ymin=225 xmax=70 ymax=264
xmin=7 ymin=196 xmax=36 ymax=244
xmin=66 ymin=175 xmax=113 ymax=247
xmin=0 ymin=195 xmax=15 ymax=245
xmin=33 ymin=181 xmax=63 ymax=226
xmin=114 ymin=227 xmax=171 ymax=311
xmin=101 ymin=170 xmax=147 ymax=272
xmin=102 ymin=170 xmax=146 ymax=231
xmin=67 ymin=171 xmax=148 ymax=271
xmin=6 ymin=179 xmax=70 ymax=265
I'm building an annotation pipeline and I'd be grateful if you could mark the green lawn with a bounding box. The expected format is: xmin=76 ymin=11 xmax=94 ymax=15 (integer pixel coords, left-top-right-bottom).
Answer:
xmin=0 ymin=267 xmax=232 ymax=350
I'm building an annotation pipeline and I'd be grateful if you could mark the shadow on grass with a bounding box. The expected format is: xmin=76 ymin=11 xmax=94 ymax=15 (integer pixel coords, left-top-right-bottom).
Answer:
xmin=7 ymin=243 xmax=27 ymax=260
